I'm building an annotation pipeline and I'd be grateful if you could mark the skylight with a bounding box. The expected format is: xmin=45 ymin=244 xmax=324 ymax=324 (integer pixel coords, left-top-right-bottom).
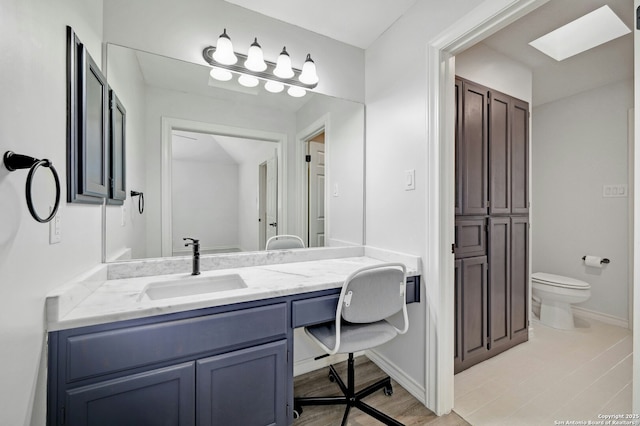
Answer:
xmin=528 ymin=5 xmax=630 ymax=61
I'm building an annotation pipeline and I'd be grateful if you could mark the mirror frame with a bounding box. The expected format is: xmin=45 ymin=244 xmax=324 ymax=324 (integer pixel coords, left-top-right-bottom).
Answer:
xmin=160 ymin=117 xmax=289 ymax=257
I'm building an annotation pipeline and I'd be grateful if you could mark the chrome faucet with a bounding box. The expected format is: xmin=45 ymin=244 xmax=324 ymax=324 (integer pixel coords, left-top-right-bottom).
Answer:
xmin=183 ymin=238 xmax=200 ymax=275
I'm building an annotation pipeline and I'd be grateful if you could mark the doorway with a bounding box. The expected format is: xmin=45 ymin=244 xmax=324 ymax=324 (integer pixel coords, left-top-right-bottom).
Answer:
xmin=258 ymin=155 xmax=279 ymax=250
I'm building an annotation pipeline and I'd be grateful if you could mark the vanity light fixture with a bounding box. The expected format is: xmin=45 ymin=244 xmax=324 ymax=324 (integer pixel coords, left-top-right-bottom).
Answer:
xmin=203 ymin=29 xmax=319 ymax=98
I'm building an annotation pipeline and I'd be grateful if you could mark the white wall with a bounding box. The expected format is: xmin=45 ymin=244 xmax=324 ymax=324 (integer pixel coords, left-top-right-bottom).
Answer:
xmin=237 ymin=143 xmax=279 ymax=251
xmin=172 ymin=159 xmax=240 ymax=253
xmin=633 ymin=0 xmax=639 ymax=413
xmin=296 ymin=96 xmax=365 ymax=246
xmin=455 ymin=43 xmax=533 ymax=104
xmin=0 ymin=1 xmax=104 ymax=425
xmin=364 ymin=0 xmax=485 ymax=407
xmin=104 ymin=44 xmax=148 ymax=260
xmin=533 ymin=80 xmax=632 ymax=322
xmin=102 ymin=0 xmax=365 ymax=103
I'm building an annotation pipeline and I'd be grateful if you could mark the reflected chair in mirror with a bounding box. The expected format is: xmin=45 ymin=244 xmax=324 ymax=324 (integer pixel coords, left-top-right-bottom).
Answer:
xmin=293 ymin=263 xmax=409 ymax=426
xmin=265 ymin=234 xmax=305 ymax=250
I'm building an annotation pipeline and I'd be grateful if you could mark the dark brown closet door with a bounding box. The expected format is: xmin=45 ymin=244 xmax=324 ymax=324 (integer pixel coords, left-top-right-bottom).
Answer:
xmin=461 ymin=81 xmax=488 ymax=215
xmin=488 ymin=217 xmax=511 ymax=351
xmin=455 ymin=78 xmax=463 ymax=215
xmin=489 ymin=91 xmax=511 ymax=215
xmin=510 ymin=216 xmax=529 ymax=343
xmin=511 ymin=99 xmax=529 ymax=214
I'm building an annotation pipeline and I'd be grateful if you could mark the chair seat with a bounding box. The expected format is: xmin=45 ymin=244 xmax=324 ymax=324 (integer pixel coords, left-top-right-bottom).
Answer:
xmin=305 ymin=320 xmax=398 ymax=354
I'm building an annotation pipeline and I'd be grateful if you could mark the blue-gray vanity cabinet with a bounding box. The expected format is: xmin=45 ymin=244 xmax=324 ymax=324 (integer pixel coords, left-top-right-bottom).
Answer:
xmin=48 ymin=302 xmax=289 ymax=426
xmin=196 ymin=340 xmax=287 ymax=426
xmin=65 ymin=362 xmax=195 ymax=426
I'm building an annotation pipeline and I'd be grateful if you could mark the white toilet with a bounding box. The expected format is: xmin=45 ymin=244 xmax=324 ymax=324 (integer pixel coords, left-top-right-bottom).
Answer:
xmin=531 ymin=272 xmax=591 ymax=330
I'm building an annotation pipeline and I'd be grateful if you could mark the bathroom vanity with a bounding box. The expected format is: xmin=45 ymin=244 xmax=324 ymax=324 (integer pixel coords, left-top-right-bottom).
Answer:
xmin=46 ymin=247 xmax=421 ymax=426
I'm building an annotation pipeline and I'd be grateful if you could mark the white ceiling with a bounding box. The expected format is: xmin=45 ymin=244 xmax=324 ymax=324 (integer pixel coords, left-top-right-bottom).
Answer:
xmin=223 ymin=0 xmax=633 ymax=107
xmin=223 ymin=0 xmax=417 ymax=49
xmin=472 ymin=0 xmax=633 ymax=106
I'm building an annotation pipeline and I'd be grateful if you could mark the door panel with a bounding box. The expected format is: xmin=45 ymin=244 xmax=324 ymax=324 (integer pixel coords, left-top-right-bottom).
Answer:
xmin=266 ymin=155 xmax=278 ymax=240
xmin=511 ymin=100 xmax=529 ymax=214
xmin=66 ymin=362 xmax=195 ymax=426
xmin=489 ymin=92 xmax=511 ymax=214
xmin=196 ymin=340 xmax=287 ymax=426
xmin=511 ymin=216 xmax=529 ymax=340
xmin=461 ymin=81 xmax=488 ymax=215
xmin=454 ymin=217 xmax=486 ymax=259
xmin=489 ymin=217 xmax=511 ymax=350
xmin=455 ymin=78 xmax=463 ymax=215
xmin=460 ymin=256 xmax=489 ymax=366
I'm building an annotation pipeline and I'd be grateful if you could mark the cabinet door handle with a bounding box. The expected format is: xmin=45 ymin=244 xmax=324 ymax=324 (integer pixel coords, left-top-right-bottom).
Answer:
xmin=269 ymin=222 xmax=277 ymax=227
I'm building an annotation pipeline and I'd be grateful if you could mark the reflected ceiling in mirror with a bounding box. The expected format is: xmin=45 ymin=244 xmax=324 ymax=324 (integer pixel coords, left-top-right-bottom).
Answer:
xmin=104 ymin=44 xmax=365 ymax=262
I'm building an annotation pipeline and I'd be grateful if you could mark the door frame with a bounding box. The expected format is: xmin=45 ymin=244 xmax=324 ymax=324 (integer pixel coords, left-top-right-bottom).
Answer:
xmin=160 ymin=117 xmax=287 ymax=257
xmin=425 ymin=0 xmax=550 ymax=414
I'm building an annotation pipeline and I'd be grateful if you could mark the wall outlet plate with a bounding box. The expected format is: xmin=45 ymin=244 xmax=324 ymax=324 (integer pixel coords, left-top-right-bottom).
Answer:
xmin=602 ymin=184 xmax=628 ymax=198
xmin=49 ymin=206 xmax=61 ymax=244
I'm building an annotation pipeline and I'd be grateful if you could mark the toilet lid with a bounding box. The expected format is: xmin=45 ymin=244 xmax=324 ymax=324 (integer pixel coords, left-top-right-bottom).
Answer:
xmin=532 ymin=272 xmax=590 ymax=289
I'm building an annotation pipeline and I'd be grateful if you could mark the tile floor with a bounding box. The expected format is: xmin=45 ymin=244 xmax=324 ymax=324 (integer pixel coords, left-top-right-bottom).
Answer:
xmin=454 ymin=317 xmax=633 ymax=425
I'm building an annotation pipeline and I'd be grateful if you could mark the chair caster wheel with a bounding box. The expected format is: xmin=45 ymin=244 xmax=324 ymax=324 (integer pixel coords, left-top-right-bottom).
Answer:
xmin=293 ymin=409 xmax=301 ymax=419
xmin=328 ymin=372 xmax=336 ymax=383
xmin=383 ymin=386 xmax=393 ymax=396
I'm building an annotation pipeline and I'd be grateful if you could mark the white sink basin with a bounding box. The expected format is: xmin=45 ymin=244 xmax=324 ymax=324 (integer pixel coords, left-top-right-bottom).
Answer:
xmin=140 ymin=274 xmax=247 ymax=300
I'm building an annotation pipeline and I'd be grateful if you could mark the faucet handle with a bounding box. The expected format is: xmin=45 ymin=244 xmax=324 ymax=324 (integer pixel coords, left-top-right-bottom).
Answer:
xmin=183 ymin=237 xmax=199 ymax=247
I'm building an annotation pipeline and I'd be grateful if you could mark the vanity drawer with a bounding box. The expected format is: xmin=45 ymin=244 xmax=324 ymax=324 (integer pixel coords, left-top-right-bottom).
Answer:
xmin=292 ymin=276 xmax=421 ymax=328
xmin=63 ymin=303 xmax=287 ymax=383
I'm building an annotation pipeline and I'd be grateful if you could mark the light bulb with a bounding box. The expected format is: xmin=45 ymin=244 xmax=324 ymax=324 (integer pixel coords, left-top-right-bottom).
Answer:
xmin=244 ymin=38 xmax=267 ymax=72
xmin=287 ymin=86 xmax=306 ymax=98
xmin=299 ymin=54 xmax=319 ymax=85
xmin=238 ymin=74 xmax=259 ymax=87
xmin=212 ymin=29 xmax=237 ymax=65
xmin=264 ymin=81 xmax=284 ymax=93
xmin=210 ymin=67 xmax=232 ymax=81
xmin=273 ymin=47 xmax=294 ymax=79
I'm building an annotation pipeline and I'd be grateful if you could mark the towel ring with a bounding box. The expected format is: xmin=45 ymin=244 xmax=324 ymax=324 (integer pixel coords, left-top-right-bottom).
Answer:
xmin=130 ymin=190 xmax=144 ymax=214
xmin=4 ymin=151 xmax=61 ymax=223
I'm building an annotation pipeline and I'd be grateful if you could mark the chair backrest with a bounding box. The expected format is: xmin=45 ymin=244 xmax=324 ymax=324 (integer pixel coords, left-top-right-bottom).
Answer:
xmin=265 ymin=234 xmax=305 ymax=250
xmin=338 ymin=263 xmax=408 ymax=333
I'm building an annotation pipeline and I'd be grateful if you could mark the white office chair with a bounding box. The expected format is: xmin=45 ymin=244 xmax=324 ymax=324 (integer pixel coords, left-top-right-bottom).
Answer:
xmin=293 ymin=262 xmax=409 ymax=426
xmin=265 ymin=234 xmax=305 ymax=250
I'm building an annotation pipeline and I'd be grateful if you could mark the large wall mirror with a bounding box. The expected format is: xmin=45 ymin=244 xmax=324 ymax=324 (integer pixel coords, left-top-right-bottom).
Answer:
xmin=104 ymin=44 xmax=365 ymax=261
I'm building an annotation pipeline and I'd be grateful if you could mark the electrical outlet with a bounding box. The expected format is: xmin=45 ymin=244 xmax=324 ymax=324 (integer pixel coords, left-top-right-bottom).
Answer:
xmin=49 ymin=207 xmax=61 ymax=244
xmin=602 ymin=184 xmax=628 ymax=198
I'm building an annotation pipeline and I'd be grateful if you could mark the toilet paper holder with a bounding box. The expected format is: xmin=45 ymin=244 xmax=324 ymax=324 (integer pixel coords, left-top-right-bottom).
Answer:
xmin=582 ymin=256 xmax=610 ymax=264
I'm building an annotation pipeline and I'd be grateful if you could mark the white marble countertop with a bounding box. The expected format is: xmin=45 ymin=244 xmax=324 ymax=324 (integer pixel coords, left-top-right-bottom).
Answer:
xmin=46 ymin=247 xmax=421 ymax=331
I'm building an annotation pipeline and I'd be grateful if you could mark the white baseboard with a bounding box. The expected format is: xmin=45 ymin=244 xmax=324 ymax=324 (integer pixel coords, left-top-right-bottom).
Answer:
xmin=531 ymin=300 xmax=629 ymax=329
xmin=293 ymin=352 xmax=364 ymax=377
xmin=365 ymin=350 xmax=426 ymax=406
xmin=572 ymin=306 xmax=629 ymax=329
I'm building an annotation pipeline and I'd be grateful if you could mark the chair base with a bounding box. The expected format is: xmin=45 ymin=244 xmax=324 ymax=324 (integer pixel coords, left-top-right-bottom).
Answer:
xmin=293 ymin=354 xmax=404 ymax=426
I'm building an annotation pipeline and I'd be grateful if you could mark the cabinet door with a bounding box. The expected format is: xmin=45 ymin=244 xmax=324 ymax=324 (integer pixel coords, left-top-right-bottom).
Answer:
xmin=461 ymin=81 xmax=488 ymax=215
xmin=510 ymin=216 xmax=529 ymax=342
xmin=511 ymin=99 xmax=529 ymax=214
xmin=197 ymin=340 xmax=287 ymax=426
xmin=489 ymin=91 xmax=511 ymax=215
xmin=65 ymin=362 xmax=195 ymax=426
xmin=455 ymin=78 xmax=463 ymax=215
xmin=454 ymin=217 xmax=486 ymax=259
xmin=488 ymin=217 xmax=511 ymax=351
xmin=459 ymin=256 xmax=489 ymax=371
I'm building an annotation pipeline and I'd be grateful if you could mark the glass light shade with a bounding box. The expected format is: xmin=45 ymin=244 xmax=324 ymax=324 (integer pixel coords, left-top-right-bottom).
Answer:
xmin=273 ymin=47 xmax=294 ymax=79
xmin=264 ymin=80 xmax=284 ymax=93
xmin=287 ymin=86 xmax=306 ymax=98
xmin=244 ymin=38 xmax=267 ymax=72
xmin=212 ymin=29 xmax=237 ymax=65
xmin=238 ymin=74 xmax=259 ymax=88
xmin=299 ymin=54 xmax=319 ymax=85
xmin=210 ymin=67 xmax=233 ymax=81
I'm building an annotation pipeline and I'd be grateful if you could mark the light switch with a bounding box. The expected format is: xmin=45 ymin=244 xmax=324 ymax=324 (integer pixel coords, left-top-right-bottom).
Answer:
xmin=333 ymin=183 xmax=339 ymax=197
xmin=121 ymin=205 xmax=127 ymax=227
xmin=404 ymin=169 xmax=415 ymax=191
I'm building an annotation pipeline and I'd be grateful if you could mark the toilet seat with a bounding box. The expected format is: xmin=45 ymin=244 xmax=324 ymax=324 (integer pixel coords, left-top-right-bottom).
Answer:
xmin=532 ymin=272 xmax=590 ymax=289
